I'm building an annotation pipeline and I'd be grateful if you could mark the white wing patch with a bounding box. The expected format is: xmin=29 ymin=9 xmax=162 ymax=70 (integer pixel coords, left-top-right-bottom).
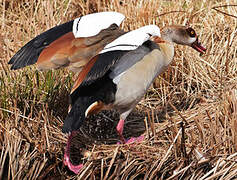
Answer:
xmin=100 ymin=25 xmax=161 ymax=54
xmin=112 ymin=72 xmax=125 ymax=84
xmin=73 ymin=12 xmax=125 ymax=38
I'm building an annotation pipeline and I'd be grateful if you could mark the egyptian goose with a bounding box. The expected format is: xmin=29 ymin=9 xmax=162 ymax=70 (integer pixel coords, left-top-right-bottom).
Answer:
xmin=9 ymin=12 xmax=206 ymax=173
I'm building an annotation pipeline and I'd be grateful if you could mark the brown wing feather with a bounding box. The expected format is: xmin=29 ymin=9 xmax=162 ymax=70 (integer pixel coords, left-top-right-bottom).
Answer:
xmin=71 ymin=55 xmax=98 ymax=94
xmin=36 ymin=24 xmax=125 ymax=72
xmin=37 ymin=32 xmax=76 ymax=70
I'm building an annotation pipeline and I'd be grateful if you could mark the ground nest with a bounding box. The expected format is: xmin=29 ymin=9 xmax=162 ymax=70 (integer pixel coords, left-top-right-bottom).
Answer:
xmin=67 ymin=96 xmax=237 ymax=179
xmin=69 ymin=109 xmax=146 ymax=166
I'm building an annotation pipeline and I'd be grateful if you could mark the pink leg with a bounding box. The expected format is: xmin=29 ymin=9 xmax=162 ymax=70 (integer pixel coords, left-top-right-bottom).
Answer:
xmin=116 ymin=119 xmax=126 ymax=143
xmin=116 ymin=111 xmax=145 ymax=144
xmin=64 ymin=154 xmax=83 ymax=174
xmin=116 ymin=118 xmax=145 ymax=144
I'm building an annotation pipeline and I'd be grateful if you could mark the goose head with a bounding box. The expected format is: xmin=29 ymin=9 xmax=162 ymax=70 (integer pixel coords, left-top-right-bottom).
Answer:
xmin=161 ymin=25 xmax=206 ymax=54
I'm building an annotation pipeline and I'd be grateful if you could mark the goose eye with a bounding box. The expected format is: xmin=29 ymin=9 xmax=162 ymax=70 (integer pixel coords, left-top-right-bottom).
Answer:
xmin=187 ymin=28 xmax=196 ymax=37
xmin=190 ymin=30 xmax=195 ymax=37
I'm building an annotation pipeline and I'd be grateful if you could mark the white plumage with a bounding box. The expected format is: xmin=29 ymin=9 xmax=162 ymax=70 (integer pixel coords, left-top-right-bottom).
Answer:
xmin=72 ymin=12 xmax=125 ymax=38
xmin=100 ymin=25 xmax=161 ymax=54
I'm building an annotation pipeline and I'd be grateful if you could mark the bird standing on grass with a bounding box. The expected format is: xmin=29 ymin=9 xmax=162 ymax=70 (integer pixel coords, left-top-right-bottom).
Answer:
xmin=9 ymin=12 xmax=206 ymax=173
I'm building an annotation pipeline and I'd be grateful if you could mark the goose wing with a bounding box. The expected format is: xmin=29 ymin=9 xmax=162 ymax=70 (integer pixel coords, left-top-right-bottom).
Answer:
xmin=8 ymin=12 xmax=125 ymax=72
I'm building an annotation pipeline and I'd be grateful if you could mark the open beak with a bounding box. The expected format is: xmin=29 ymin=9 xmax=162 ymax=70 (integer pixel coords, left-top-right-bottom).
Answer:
xmin=191 ymin=39 xmax=206 ymax=54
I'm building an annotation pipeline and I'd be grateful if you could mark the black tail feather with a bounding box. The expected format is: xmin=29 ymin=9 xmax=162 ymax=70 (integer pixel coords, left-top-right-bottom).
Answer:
xmin=63 ymin=72 xmax=117 ymax=133
xmin=9 ymin=20 xmax=73 ymax=70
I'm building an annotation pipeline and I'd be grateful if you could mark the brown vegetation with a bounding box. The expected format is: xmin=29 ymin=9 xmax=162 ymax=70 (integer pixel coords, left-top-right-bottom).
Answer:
xmin=1 ymin=0 xmax=237 ymax=179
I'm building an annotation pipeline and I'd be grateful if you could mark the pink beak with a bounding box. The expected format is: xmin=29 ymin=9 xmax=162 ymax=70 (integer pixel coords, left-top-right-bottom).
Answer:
xmin=191 ymin=39 xmax=206 ymax=54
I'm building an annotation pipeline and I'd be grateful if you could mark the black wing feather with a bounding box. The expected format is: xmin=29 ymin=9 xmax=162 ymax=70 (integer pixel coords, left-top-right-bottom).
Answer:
xmin=70 ymin=50 xmax=127 ymax=104
xmin=9 ymin=20 xmax=73 ymax=70
xmin=81 ymin=40 xmax=159 ymax=86
xmin=82 ymin=50 xmax=128 ymax=86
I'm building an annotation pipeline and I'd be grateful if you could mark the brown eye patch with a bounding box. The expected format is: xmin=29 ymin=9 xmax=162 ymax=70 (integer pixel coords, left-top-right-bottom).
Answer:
xmin=186 ymin=27 xmax=196 ymax=37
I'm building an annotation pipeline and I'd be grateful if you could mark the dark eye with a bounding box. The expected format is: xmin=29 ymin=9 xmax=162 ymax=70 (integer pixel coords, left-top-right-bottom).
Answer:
xmin=187 ymin=27 xmax=196 ymax=37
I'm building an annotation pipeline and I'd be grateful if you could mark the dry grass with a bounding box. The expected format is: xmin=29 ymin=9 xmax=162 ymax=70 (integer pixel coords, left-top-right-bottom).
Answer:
xmin=1 ymin=0 xmax=237 ymax=179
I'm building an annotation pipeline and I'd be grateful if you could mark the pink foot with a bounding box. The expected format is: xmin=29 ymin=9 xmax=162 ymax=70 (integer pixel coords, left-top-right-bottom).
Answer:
xmin=64 ymin=153 xmax=83 ymax=174
xmin=126 ymin=135 xmax=144 ymax=143
xmin=117 ymin=135 xmax=144 ymax=144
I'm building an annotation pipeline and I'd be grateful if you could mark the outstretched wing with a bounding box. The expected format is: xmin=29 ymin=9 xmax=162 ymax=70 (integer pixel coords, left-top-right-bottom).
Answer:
xmin=8 ymin=12 xmax=125 ymax=72
xmin=70 ymin=25 xmax=161 ymax=99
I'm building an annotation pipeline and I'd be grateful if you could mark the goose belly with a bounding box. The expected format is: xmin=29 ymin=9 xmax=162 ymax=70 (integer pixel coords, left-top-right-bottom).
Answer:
xmin=113 ymin=49 xmax=167 ymax=110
